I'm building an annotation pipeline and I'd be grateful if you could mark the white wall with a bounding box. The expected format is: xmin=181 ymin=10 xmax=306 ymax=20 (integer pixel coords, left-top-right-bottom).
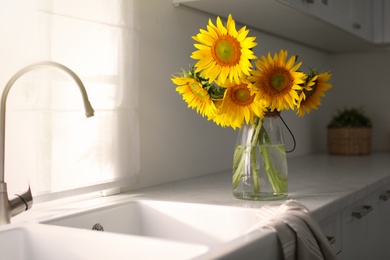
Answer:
xmin=131 ymin=0 xmax=331 ymax=190
xmin=312 ymin=51 xmax=390 ymax=153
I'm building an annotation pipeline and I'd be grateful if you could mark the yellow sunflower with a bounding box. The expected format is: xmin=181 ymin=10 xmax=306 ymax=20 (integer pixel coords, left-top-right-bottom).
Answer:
xmin=297 ymin=73 xmax=315 ymax=105
xmin=297 ymin=71 xmax=332 ymax=117
xmin=191 ymin=14 xmax=257 ymax=85
xmin=212 ymin=79 xmax=267 ymax=129
xmin=249 ymin=49 xmax=307 ymax=111
xmin=171 ymin=76 xmax=217 ymax=119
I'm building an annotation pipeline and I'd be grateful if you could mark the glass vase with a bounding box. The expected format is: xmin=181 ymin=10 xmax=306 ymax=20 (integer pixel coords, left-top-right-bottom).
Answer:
xmin=232 ymin=111 xmax=288 ymax=201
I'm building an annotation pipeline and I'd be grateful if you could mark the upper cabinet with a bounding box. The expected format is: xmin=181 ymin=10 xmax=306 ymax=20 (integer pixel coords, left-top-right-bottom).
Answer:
xmin=279 ymin=0 xmax=381 ymax=43
xmin=173 ymin=0 xmax=390 ymax=53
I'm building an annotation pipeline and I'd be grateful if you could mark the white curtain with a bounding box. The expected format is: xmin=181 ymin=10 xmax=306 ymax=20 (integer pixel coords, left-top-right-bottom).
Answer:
xmin=0 ymin=0 xmax=139 ymax=200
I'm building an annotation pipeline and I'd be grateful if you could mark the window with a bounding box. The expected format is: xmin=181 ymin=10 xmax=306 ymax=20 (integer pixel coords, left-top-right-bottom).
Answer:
xmin=0 ymin=0 xmax=139 ymax=201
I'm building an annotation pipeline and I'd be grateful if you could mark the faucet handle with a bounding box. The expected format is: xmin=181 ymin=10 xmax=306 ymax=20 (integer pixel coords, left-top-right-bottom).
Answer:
xmin=10 ymin=186 xmax=33 ymax=217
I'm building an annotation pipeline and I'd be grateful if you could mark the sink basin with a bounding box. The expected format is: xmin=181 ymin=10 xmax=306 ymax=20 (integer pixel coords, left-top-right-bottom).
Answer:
xmin=0 ymin=223 xmax=209 ymax=260
xmin=10 ymin=199 xmax=282 ymax=259
xmin=41 ymin=199 xmax=262 ymax=246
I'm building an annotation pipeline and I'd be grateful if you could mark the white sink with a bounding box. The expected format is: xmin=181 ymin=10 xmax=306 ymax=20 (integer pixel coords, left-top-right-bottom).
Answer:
xmin=5 ymin=199 xmax=282 ymax=259
xmin=41 ymin=199 xmax=262 ymax=246
xmin=0 ymin=223 xmax=209 ymax=260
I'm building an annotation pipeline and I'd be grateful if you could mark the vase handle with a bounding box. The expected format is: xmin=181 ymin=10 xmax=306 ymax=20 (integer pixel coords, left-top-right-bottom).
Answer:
xmin=278 ymin=113 xmax=296 ymax=153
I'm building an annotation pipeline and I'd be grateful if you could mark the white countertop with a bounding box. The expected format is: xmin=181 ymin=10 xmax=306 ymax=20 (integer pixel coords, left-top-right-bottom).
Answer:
xmin=12 ymin=152 xmax=390 ymax=226
xmin=128 ymin=152 xmax=390 ymax=223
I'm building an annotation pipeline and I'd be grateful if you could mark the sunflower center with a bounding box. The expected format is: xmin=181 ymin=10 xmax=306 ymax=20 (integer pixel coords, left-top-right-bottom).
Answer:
xmin=271 ymin=75 xmax=286 ymax=89
xmin=189 ymin=82 xmax=208 ymax=99
xmin=267 ymin=67 xmax=293 ymax=94
xmin=231 ymin=84 xmax=254 ymax=106
xmin=212 ymin=35 xmax=241 ymax=66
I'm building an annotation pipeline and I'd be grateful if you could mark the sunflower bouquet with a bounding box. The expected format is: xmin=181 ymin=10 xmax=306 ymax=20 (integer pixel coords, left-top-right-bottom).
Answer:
xmin=171 ymin=14 xmax=332 ymax=199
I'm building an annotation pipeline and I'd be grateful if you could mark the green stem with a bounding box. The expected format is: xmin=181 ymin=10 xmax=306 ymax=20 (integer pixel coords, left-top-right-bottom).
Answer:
xmin=250 ymin=118 xmax=262 ymax=193
xmin=260 ymin=145 xmax=279 ymax=192
xmin=232 ymin=146 xmax=245 ymax=189
xmin=232 ymin=118 xmax=262 ymax=191
xmin=259 ymin=128 xmax=287 ymax=194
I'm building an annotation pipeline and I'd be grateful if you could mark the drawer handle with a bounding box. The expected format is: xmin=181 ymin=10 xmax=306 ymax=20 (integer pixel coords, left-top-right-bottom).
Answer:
xmin=327 ymin=236 xmax=336 ymax=245
xmin=352 ymin=205 xmax=373 ymax=219
xmin=352 ymin=22 xmax=362 ymax=29
xmin=379 ymin=191 xmax=390 ymax=201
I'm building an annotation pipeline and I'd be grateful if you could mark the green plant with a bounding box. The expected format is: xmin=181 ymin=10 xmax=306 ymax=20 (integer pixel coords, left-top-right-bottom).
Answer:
xmin=328 ymin=107 xmax=372 ymax=128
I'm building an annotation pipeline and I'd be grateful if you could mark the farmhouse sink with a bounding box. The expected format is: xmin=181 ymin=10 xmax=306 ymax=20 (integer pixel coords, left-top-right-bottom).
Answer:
xmin=0 ymin=223 xmax=208 ymax=260
xmin=3 ymin=198 xmax=281 ymax=259
xmin=41 ymin=199 xmax=262 ymax=246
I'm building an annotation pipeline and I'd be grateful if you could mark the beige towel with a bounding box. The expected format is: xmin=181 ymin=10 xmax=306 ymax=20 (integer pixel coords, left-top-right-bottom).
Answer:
xmin=249 ymin=200 xmax=338 ymax=260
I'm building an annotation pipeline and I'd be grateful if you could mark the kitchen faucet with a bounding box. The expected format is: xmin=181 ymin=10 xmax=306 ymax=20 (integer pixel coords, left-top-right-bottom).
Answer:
xmin=0 ymin=61 xmax=95 ymax=225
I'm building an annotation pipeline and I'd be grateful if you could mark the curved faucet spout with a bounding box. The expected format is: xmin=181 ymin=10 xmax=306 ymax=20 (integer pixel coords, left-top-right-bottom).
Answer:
xmin=0 ymin=61 xmax=95 ymax=225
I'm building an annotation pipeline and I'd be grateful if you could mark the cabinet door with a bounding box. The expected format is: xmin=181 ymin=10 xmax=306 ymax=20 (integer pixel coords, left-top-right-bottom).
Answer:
xmin=366 ymin=188 xmax=390 ymax=259
xmin=384 ymin=1 xmax=390 ymax=43
xmin=348 ymin=0 xmax=373 ymax=41
xmin=278 ymin=0 xmax=374 ymax=42
xmin=341 ymin=198 xmax=372 ymax=260
xmin=341 ymin=187 xmax=390 ymax=260
xmin=277 ymin=0 xmax=331 ymax=17
xmin=320 ymin=212 xmax=342 ymax=255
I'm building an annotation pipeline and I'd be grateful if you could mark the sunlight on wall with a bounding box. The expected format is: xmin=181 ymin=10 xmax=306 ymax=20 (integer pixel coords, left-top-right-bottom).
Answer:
xmin=0 ymin=0 xmax=139 ymax=200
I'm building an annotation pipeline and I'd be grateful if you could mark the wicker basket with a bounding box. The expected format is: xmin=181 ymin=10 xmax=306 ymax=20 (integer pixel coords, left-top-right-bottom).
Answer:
xmin=327 ymin=127 xmax=371 ymax=155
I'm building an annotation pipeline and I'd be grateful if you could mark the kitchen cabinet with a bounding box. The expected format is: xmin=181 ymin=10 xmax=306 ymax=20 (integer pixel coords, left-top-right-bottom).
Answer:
xmin=339 ymin=185 xmax=390 ymax=260
xmin=383 ymin=1 xmax=390 ymax=43
xmin=319 ymin=185 xmax=390 ymax=259
xmin=340 ymin=198 xmax=372 ymax=259
xmin=368 ymin=188 xmax=390 ymax=259
xmin=173 ymin=0 xmax=390 ymax=52
xmin=279 ymin=0 xmax=374 ymax=43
